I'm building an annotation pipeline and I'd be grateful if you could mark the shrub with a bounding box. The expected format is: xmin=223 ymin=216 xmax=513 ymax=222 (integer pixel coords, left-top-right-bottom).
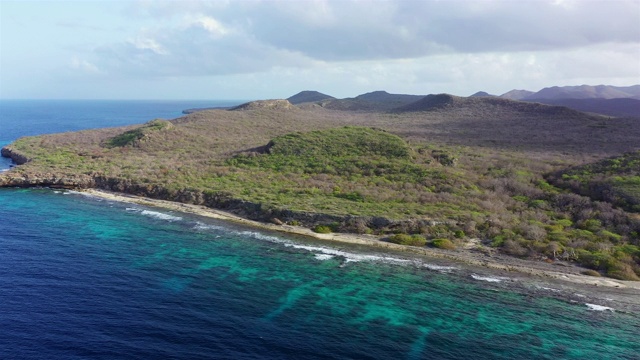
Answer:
xmin=502 ymin=239 xmax=528 ymax=257
xmin=389 ymin=234 xmax=427 ymax=246
xmin=581 ymin=269 xmax=601 ymax=277
xmin=313 ymin=225 xmax=333 ymax=234
xmin=555 ymin=219 xmax=574 ymax=228
xmin=580 ymin=219 xmax=602 ymax=232
xmin=431 ymin=238 xmax=456 ymax=250
xmin=606 ymin=262 xmax=640 ymax=281
xmin=577 ymin=251 xmax=610 ymax=270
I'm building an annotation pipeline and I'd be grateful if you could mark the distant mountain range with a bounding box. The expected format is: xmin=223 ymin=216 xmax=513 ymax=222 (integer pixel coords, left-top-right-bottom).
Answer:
xmin=467 ymin=85 xmax=640 ymax=117
xmin=525 ymin=85 xmax=640 ymax=100
xmin=185 ymin=84 xmax=640 ymax=118
xmin=488 ymin=85 xmax=640 ymax=101
xmin=500 ymin=85 xmax=640 ymax=117
xmin=297 ymin=85 xmax=638 ymax=117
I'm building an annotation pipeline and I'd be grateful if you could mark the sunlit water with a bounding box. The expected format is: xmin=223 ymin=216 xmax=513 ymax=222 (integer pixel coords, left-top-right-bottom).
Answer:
xmin=0 ymin=101 xmax=638 ymax=359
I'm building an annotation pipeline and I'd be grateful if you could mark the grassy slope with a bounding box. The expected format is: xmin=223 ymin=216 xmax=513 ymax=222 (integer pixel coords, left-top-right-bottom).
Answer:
xmin=4 ymin=102 xmax=640 ymax=279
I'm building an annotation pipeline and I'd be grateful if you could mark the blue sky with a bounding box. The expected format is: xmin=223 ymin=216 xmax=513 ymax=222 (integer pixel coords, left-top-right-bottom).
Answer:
xmin=1 ymin=0 xmax=639 ymax=100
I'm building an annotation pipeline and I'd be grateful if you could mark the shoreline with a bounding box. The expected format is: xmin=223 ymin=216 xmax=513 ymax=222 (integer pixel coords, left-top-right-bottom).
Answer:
xmin=82 ymin=188 xmax=640 ymax=290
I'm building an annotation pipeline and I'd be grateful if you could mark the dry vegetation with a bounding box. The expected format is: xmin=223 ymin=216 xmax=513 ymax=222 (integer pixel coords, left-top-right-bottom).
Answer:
xmin=3 ymin=97 xmax=640 ymax=279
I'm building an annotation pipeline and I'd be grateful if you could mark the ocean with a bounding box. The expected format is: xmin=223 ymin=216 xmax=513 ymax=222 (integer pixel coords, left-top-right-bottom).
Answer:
xmin=0 ymin=100 xmax=638 ymax=359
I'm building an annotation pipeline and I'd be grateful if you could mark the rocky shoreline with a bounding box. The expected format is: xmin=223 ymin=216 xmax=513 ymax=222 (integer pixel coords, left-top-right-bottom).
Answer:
xmin=80 ymin=189 xmax=640 ymax=290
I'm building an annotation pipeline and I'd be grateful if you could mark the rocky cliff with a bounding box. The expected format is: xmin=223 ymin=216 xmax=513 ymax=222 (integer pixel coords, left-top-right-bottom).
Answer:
xmin=1 ymin=146 xmax=30 ymax=165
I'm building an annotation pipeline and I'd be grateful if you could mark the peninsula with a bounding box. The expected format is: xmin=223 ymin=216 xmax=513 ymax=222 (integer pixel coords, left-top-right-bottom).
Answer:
xmin=2 ymin=90 xmax=640 ymax=283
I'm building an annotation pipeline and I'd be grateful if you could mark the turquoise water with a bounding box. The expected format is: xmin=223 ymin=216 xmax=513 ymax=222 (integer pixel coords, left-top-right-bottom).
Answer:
xmin=0 ymin=189 xmax=638 ymax=359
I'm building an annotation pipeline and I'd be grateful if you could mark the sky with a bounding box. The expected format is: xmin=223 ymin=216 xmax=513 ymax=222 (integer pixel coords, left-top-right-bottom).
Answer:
xmin=1 ymin=0 xmax=639 ymax=100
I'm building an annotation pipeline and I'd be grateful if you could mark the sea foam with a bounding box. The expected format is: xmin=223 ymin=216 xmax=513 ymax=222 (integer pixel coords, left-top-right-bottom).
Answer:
xmin=193 ymin=221 xmax=227 ymax=232
xmin=139 ymin=209 xmax=183 ymax=221
xmin=585 ymin=303 xmax=615 ymax=311
xmin=471 ymin=274 xmax=509 ymax=283
xmin=192 ymin=225 xmax=457 ymax=271
xmin=422 ymin=264 xmax=457 ymax=272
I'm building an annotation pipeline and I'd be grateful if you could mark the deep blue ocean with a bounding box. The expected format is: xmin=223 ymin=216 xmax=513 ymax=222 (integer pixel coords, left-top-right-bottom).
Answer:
xmin=1 ymin=100 xmax=639 ymax=359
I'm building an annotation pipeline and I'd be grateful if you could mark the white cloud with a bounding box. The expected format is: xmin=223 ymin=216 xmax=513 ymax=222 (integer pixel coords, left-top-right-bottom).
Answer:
xmin=128 ymin=37 xmax=168 ymax=55
xmin=186 ymin=15 xmax=229 ymax=37
xmin=69 ymin=57 xmax=101 ymax=74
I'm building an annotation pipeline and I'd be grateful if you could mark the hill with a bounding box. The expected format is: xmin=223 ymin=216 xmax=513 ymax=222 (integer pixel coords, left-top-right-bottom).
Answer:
xmin=320 ymin=91 xmax=425 ymax=111
xmin=354 ymin=90 xmax=424 ymax=103
xmin=500 ymin=89 xmax=534 ymax=100
xmin=525 ymin=85 xmax=640 ymax=100
xmin=287 ymin=90 xmax=335 ymax=105
xmin=469 ymin=91 xmax=494 ymax=97
xmin=394 ymin=93 xmax=586 ymax=117
xmin=230 ymin=99 xmax=295 ymax=111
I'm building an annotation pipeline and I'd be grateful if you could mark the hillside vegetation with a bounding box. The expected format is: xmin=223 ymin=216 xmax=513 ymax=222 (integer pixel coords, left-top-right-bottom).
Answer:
xmin=2 ymin=95 xmax=640 ymax=279
xmin=548 ymin=151 xmax=640 ymax=213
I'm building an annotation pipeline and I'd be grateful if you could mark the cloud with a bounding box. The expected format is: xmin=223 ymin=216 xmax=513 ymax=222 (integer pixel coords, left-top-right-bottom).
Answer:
xmin=187 ymin=15 xmax=229 ymax=37
xmin=79 ymin=0 xmax=639 ymax=85
xmin=70 ymin=57 xmax=101 ymax=74
xmin=128 ymin=37 xmax=169 ymax=55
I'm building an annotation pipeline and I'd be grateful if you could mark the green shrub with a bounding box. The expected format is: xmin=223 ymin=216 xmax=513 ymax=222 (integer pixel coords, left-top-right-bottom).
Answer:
xmin=598 ymin=230 xmax=622 ymax=243
xmin=577 ymin=251 xmax=611 ymax=270
xmin=555 ymin=219 xmax=574 ymax=228
xmin=431 ymin=238 xmax=456 ymax=250
xmin=580 ymin=219 xmax=602 ymax=232
xmin=454 ymin=230 xmax=465 ymax=238
xmin=389 ymin=234 xmax=427 ymax=246
xmin=313 ymin=225 xmax=333 ymax=234
xmin=490 ymin=236 xmax=505 ymax=248
xmin=512 ymin=195 xmax=529 ymax=203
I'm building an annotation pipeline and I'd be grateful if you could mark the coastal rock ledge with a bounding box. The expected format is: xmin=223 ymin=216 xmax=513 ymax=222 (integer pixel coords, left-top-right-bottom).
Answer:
xmin=0 ymin=172 xmax=94 ymax=189
xmin=1 ymin=146 xmax=30 ymax=165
